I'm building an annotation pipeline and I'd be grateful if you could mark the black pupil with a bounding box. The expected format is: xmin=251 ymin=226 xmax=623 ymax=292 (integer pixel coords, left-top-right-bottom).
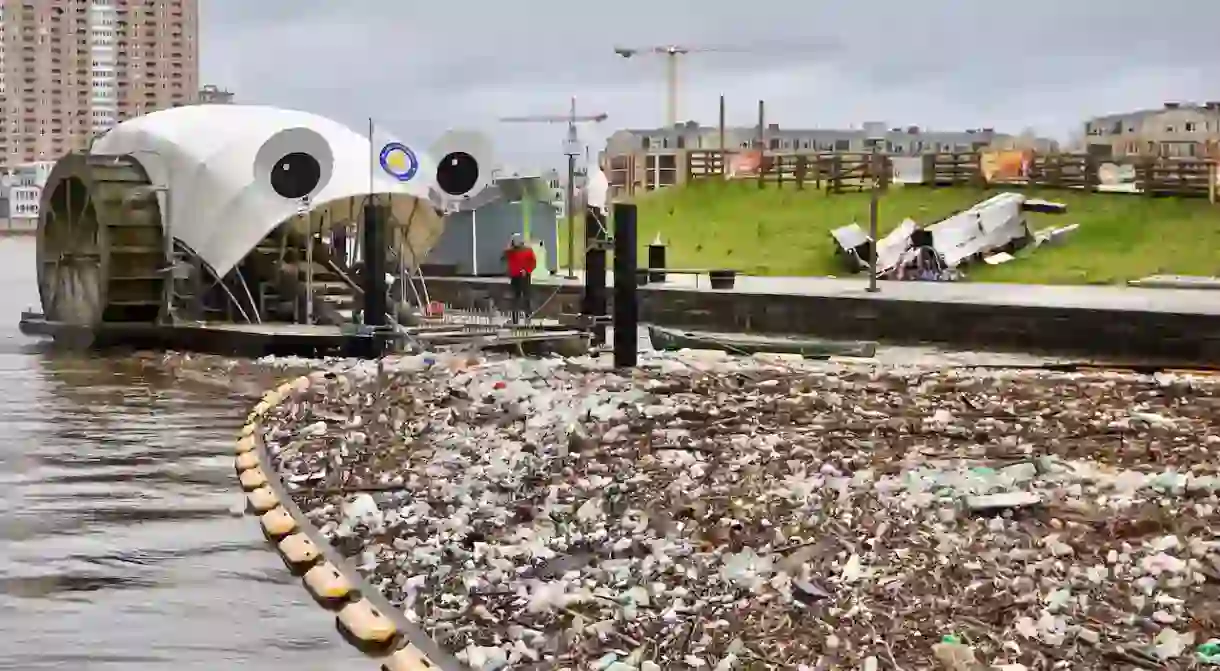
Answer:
xmin=270 ymin=152 xmax=321 ymax=200
xmin=436 ymin=151 xmax=479 ymax=196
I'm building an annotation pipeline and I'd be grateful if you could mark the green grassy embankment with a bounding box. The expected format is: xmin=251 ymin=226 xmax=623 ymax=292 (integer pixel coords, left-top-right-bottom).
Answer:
xmin=557 ymin=180 xmax=1220 ymax=284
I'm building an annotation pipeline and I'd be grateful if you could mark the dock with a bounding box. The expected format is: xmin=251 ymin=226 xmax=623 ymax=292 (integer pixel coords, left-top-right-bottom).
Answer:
xmin=422 ymin=274 xmax=1220 ymax=363
xmin=18 ymin=312 xmax=589 ymax=359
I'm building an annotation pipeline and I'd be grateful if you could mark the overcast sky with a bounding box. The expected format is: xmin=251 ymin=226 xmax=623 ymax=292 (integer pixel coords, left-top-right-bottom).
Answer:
xmin=201 ymin=0 xmax=1217 ymax=170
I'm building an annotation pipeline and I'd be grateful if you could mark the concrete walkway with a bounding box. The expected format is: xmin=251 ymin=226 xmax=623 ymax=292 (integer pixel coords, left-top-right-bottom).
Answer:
xmin=443 ymin=273 xmax=1220 ymax=315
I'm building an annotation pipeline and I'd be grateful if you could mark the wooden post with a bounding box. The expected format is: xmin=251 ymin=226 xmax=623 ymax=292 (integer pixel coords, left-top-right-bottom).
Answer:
xmin=718 ymin=95 xmax=727 ymax=180
xmin=795 ymin=155 xmax=807 ymax=190
xmin=831 ymin=154 xmax=843 ymax=194
xmin=1210 ymin=162 xmax=1216 ymax=204
xmin=756 ymin=99 xmax=766 ymax=190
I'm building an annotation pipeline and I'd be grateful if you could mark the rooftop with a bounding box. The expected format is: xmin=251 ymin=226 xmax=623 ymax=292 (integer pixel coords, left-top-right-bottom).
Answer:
xmin=1088 ymin=101 xmax=1220 ymax=123
xmin=617 ymin=123 xmax=1008 ymax=139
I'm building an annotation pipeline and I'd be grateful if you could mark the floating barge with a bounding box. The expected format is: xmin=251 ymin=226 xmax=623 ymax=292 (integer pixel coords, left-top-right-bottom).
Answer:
xmin=19 ymin=104 xmax=592 ymax=359
xmin=18 ymin=310 xmax=587 ymax=358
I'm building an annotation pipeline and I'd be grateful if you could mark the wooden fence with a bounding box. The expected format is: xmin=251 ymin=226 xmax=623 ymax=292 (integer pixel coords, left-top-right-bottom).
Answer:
xmin=686 ymin=151 xmax=892 ymax=194
xmin=682 ymin=149 xmax=1218 ymax=200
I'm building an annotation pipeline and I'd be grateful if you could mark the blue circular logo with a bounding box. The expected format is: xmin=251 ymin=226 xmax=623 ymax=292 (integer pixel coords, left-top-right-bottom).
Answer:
xmin=379 ymin=142 xmax=419 ymax=182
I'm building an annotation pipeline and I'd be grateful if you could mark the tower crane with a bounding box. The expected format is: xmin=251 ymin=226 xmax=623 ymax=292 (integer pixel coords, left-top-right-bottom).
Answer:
xmin=613 ymin=44 xmax=714 ymax=128
xmin=614 ymin=40 xmax=842 ymax=128
xmin=500 ymin=97 xmax=608 ymax=278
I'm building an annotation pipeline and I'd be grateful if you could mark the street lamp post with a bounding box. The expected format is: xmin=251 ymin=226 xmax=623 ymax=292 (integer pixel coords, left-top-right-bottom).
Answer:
xmin=563 ymin=127 xmax=580 ymax=279
xmin=863 ymin=122 xmax=887 ymax=293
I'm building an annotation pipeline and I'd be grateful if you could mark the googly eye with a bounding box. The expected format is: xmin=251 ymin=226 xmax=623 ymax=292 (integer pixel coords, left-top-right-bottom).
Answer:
xmin=429 ymin=130 xmax=495 ymax=201
xmin=254 ymin=127 xmax=334 ymax=201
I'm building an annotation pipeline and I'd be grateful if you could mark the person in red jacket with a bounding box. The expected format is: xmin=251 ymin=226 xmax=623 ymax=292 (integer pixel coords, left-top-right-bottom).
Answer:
xmin=503 ymin=234 xmax=536 ymax=324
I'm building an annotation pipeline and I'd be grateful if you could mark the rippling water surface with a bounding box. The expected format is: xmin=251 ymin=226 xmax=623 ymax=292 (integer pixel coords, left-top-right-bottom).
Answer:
xmin=0 ymin=236 xmax=363 ymax=669
xmin=0 ymin=232 xmax=1065 ymax=670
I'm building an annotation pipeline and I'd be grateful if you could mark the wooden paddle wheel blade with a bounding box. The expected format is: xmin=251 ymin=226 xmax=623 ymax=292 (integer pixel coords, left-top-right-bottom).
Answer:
xmin=36 ymin=153 xmax=168 ymax=326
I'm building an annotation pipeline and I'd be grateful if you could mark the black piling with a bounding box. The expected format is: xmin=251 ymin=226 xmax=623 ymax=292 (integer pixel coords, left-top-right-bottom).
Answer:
xmin=582 ymin=206 xmax=609 ymax=346
xmin=612 ymin=202 xmax=638 ymax=368
xmin=362 ymin=202 xmax=388 ymax=327
xmin=647 ymin=236 xmax=667 ymax=283
xmin=351 ymin=200 xmax=389 ymax=358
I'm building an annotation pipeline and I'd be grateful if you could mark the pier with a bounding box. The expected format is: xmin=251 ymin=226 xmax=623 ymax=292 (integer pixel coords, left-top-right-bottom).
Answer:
xmin=422 ymin=274 xmax=1220 ymax=363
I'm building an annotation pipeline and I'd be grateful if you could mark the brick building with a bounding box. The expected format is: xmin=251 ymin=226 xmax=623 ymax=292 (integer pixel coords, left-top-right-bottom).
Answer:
xmin=0 ymin=0 xmax=199 ymax=166
xmin=1084 ymin=102 xmax=1220 ymax=159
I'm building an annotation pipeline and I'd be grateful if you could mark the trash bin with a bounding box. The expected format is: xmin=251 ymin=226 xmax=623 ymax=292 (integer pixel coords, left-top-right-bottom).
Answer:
xmin=647 ymin=235 xmax=667 ymax=283
xmin=708 ymin=270 xmax=737 ymax=290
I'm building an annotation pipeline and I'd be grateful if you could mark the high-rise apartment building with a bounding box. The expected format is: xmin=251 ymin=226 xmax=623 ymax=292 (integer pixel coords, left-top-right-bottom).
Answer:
xmin=0 ymin=0 xmax=198 ymax=166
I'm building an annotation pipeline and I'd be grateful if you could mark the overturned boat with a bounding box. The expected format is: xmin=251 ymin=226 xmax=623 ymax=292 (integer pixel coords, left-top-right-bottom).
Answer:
xmin=647 ymin=325 xmax=877 ymax=359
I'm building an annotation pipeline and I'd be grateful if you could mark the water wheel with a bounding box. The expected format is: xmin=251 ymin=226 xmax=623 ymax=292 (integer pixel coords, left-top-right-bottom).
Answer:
xmin=36 ymin=153 xmax=168 ymax=325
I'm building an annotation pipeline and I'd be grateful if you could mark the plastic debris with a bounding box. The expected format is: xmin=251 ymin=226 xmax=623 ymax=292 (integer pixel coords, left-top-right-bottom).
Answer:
xmin=931 ymin=640 xmax=981 ymax=670
xmin=1198 ymin=640 xmax=1220 ymax=664
xmin=203 ymin=346 xmax=1220 ymax=670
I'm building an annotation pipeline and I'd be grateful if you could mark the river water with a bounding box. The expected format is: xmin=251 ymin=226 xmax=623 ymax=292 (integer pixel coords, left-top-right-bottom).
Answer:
xmin=0 ymin=236 xmax=365 ymax=669
xmin=0 ymin=234 xmax=1065 ymax=670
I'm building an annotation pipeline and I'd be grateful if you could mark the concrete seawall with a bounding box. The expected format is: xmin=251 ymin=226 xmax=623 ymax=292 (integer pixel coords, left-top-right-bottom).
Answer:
xmin=420 ymin=276 xmax=1220 ymax=363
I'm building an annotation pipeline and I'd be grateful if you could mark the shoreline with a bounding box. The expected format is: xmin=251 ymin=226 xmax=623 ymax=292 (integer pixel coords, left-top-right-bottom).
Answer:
xmin=420 ymin=275 xmax=1220 ymax=363
xmin=231 ymin=348 xmax=1220 ymax=669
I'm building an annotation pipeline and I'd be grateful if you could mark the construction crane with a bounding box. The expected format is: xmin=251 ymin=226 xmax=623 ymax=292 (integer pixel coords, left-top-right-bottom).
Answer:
xmin=614 ymin=40 xmax=842 ymax=128
xmin=614 ymin=44 xmax=707 ymax=128
xmin=500 ymin=97 xmax=608 ymax=278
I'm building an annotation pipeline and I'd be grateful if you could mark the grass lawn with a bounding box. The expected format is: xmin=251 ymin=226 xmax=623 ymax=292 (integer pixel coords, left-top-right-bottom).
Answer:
xmin=556 ymin=180 xmax=1220 ymax=285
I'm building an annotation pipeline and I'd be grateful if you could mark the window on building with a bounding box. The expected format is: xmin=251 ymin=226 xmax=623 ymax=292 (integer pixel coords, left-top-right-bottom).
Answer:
xmin=1185 ymin=122 xmax=1198 ymax=132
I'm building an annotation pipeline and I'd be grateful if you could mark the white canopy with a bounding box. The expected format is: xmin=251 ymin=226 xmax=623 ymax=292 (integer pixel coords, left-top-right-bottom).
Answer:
xmin=91 ymin=105 xmax=443 ymax=278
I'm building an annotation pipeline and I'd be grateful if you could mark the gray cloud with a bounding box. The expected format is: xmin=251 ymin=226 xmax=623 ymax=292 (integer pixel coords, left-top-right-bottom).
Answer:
xmin=200 ymin=0 xmax=1220 ymax=169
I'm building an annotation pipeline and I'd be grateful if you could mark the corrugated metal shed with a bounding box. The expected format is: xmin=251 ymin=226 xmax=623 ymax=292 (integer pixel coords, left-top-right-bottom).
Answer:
xmin=426 ymin=178 xmax=559 ymax=276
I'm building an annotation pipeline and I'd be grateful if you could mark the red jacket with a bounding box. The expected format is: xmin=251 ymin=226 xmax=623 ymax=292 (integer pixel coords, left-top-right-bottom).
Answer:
xmin=505 ymin=247 xmax=536 ymax=277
